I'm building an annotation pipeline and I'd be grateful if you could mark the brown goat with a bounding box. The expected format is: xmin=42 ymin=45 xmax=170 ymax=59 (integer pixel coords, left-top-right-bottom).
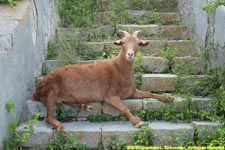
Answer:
xmin=32 ymin=30 xmax=174 ymax=130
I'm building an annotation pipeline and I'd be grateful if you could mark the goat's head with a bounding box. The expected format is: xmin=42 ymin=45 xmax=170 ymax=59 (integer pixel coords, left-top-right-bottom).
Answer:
xmin=114 ymin=30 xmax=150 ymax=62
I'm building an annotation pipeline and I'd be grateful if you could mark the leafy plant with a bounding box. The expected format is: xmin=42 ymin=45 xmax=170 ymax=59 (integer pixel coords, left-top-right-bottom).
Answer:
xmin=59 ymin=33 xmax=81 ymax=65
xmin=88 ymin=113 xmax=124 ymax=123
xmin=0 ymin=0 xmax=17 ymax=6
xmin=203 ymin=0 xmax=225 ymax=14
xmin=47 ymin=131 xmax=76 ymax=150
xmin=107 ymin=136 xmax=127 ymax=150
xmin=132 ymin=125 xmax=153 ymax=146
xmin=4 ymin=101 xmax=39 ymax=150
xmin=47 ymin=42 xmax=58 ymax=59
xmin=57 ymin=0 xmax=100 ymax=27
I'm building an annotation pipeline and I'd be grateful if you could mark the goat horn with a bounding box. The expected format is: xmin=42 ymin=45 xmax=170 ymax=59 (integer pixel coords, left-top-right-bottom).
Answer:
xmin=118 ymin=30 xmax=130 ymax=37
xmin=133 ymin=30 xmax=143 ymax=37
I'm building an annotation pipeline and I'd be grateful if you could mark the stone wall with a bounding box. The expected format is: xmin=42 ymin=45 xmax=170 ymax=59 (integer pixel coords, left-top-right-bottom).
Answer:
xmin=178 ymin=0 xmax=225 ymax=67
xmin=0 ymin=0 xmax=59 ymax=149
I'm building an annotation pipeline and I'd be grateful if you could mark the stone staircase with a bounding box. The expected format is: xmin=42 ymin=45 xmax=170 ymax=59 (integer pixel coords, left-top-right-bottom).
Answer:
xmin=17 ymin=0 xmax=221 ymax=149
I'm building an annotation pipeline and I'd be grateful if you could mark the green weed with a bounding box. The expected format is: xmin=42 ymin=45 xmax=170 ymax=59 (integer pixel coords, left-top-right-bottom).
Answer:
xmin=4 ymin=101 xmax=39 ymax=150
xmin=0 ymin=0 xmax=17 ymax=5
xmin=203 ymin=0 xmax=225 ymax=14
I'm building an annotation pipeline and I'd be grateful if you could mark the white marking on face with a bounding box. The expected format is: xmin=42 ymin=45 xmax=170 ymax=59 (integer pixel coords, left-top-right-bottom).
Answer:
xmin=126 ymin=49 xmax=134 ymax=61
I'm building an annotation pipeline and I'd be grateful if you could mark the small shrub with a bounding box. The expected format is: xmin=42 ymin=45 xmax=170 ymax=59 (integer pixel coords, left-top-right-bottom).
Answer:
xmin=47 ymin=42 xmax=58 ymax=59
xmin=4 ymin=101 xmax=39 ymax=150
xmin=47 ymin=131 xmax=76 ymax=150
xmin=0 ymin=0 xmax=17 ymax=6
xmin=203 ymin=0 xmax=225 ymax=14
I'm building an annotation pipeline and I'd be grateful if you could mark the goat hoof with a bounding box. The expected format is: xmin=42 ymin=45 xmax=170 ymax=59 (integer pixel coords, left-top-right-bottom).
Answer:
xmin=55 ymin=125 xmax=64 ymax=131
xmin=135 ymin=121 xmax=144 ymax=128
xmin=81 ymin=104 xmax=93 ymax=111
xmin=164 ymin=95 xmax=175 ymax=102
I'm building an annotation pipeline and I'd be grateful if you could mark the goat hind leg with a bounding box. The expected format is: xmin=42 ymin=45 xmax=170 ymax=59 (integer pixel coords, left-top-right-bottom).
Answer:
xmin=131 ymin=89 xmax=174 ymax=102
xmin=46 ymin=92 xmax=64 ymax=131
xmin=104 ymin=96 xmax=143 ymax=126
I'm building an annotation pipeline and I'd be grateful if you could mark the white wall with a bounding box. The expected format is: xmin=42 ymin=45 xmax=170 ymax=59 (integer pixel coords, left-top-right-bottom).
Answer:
xmin=0 ymin=0 xmax=59 ymax=149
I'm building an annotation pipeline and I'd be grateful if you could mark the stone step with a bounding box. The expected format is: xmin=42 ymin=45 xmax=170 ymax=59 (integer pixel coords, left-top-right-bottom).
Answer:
xmin=55 ymin=26 xmax=116 ymax=42
xmin=43 ymin=56 xmax=204 ymax=74
xmin=172 ymin=57 xmax=206 ymax=74
xmin=117 ymin=24 xmax=188 ymax=40
xmin=99 ymin=0 xmax=178 ymax=12
xmin=141 ymin=74 xmax=208 ymax=92
xmin=55 ymin=24 xmax=188 ymax=43
xmin=81 ymin=40 xmax=199 ymax=57
xmin=159 ymin=12 xmax=180 ymax=24
xmin=16 ymin=121 xmax=221 ymax=149
xmin=21 ymin=96 xmax=214 ymax=121
xmin=127 ymin=11 xmax=180 ymax=24
xmin=93 ymin=10 xmax=180 ymax=27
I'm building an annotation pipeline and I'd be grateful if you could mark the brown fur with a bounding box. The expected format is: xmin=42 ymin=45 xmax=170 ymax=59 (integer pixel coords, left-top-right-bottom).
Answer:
xmin=32 ymin=30 xmax=174 ymax=130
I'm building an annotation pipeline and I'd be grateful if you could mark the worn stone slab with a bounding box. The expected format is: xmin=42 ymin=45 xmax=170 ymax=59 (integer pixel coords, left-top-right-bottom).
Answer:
xmin=89 ymin=25 xmax=115 ymax=38
xmin=142 ymin=74 xmax=177 ymax=91
xmin=21 ymin=100 xmax=103 ymax=121
xmin=55 ymin=28 xmax=82 ymax=42
xmin=192 ymin=121 xmax=222 ymax=140
xmin=80 ymin=42 xmax=105 ymax=52
xmin=142 ymin=56 xmax=169 ymax=73
xmin=102 ymin=121 xmax=138 ymax=147
xmin=16 ymin=121 xmax=54 ymax=149
xmin=43 ymin=59 xmax=64 ymax=73
xmin=93 ymin=11 xmax=112 ymax=26
xmin=191 ymin=97 xmax=214 ymax=111
xmin=103 ymin=99 xmax=143 ymax=116
xmin=143 ymin=96 xmax=185 ymax=110
xmin=149 ymin=121 xmax=194 ymax=146
xmin=103 ymin=41 xmax=121 ymax=51
xmin=143 ymin=96 xmax=214 ymax=112
xmin=64 ymin=121 xmax=102 ymax=148
xmin=215 ymin=5 xmax=225 ymax=47
xmin=142 ymin=40 xmax=199 ymax=57
xmin=180 ymin=75 xmax=208 ymax=87
xmin=161 ymin=25 xmax=188 ymax=40
xmin=172 ymin=57 xmax=206 ymax=74
xmin=127 ymin=10 xmax=152 ymax=23
xmin=117 ymin=24 xmax=159 ymax=37
xmin=159 ymin=12 xmax=180 ymax=24
xmin=20 ymin=100 xmax=47 ymax=121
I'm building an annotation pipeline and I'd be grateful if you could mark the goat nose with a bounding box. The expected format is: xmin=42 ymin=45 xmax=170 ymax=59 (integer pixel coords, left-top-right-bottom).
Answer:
xmin=128 ymin=53 xmax=134 ymax=57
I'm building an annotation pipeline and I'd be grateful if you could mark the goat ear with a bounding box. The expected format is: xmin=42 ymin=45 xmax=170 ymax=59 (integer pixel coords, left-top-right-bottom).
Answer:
xmin=113 ymin=40 xmax=124 ymax=46
xmin=138 ymin=41 xmax=150 ymax=47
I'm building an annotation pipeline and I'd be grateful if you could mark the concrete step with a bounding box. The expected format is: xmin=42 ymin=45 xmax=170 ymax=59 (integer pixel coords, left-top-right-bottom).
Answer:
xmin=21 ymin=96 xmax=214 ymax=121
xmin=16 ymin=121 xmax=221 ymax=149
xmin=161 ymin=25 xmax=188 ymax=40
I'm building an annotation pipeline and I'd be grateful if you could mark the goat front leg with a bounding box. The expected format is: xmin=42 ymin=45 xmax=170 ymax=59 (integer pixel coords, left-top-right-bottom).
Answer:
xmin=131 ymin=89 xmax=174 ymax=102
xmin=104 ymin=96 xmax=144 ymax=126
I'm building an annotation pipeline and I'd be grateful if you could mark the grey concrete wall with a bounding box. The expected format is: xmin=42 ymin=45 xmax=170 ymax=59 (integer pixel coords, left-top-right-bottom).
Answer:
xmin=178 ymin=0 xmax=225 ymax=67
xmin=0 ymin=0 xmax=59 ymax=149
